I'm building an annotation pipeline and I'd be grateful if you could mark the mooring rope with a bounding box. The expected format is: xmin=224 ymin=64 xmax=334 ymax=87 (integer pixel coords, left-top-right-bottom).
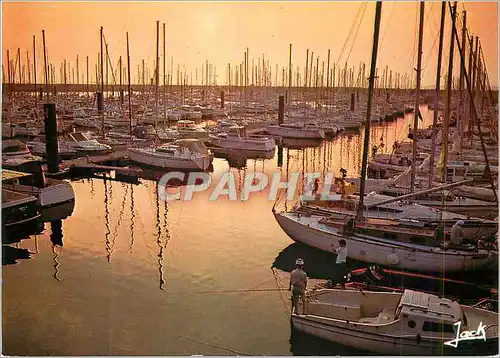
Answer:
xmin=177 ymin=333 xmax=253 ymax=356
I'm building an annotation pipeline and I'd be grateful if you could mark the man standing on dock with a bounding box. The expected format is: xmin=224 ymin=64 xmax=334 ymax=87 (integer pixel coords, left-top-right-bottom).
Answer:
xmin=289 ymin=258 xmax=308 ymax=315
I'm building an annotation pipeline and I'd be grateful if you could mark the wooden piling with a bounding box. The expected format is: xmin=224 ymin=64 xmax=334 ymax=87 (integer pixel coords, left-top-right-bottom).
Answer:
xmin=44 ymin=103 xmax=59 ymax=173
xmin=278 ymin=95 xmax=285 ymax=124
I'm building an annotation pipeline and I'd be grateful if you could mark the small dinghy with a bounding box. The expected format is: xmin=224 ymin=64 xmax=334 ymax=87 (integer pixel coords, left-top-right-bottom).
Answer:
xmin=292 ymin=288 xmax=498 ymax=355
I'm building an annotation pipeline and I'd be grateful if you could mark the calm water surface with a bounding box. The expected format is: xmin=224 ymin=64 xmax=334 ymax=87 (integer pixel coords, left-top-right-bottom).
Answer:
xmin=3 ymin=107 xmax=436 ymax=355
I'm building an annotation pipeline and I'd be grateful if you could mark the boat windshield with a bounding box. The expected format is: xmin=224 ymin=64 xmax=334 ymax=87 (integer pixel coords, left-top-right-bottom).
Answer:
xmin=174 ymin=140 xmax=209 ymax=155
xmin=157 ymin=147 xmax=176 ymax=155
xmin=394 ymin=303 xmax=403 ymax=319
xmin=71 ymin=132 xmax=90 ymax=141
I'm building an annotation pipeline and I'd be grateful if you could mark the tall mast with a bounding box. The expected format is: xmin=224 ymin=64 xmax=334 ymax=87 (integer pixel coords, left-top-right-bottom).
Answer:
xmin=105 ymin=43 xmax=108 ymax=93
xmin=163 ymin=22 xmax=167 ymax=127
xmin=410 ymin=1 xmax=425 ymax=193
xmin=305 ymin=49 xmax=309 ymax=88
xmin=155 ymin=20 xmax=160 ymax=109
xmin=100 ymin=26 xmax=104 ymax=139
xmin=326 ymin=49 xmax=331 ymax=114
xmin=288 ymin=43 xmax=292 ymax=104
xmin=441 ymin=1 xmax=457 ymax=183
xmin=42 ymin=30 xmax=49 ymax=101
xmin=17 ymin=48 xmax=21 ymax=84
xmin=449 ymin=4 xmax=497 ymax=202
xmin=357 ymin=1 xmax=382 ymax=219
xmin=7 ymin=50 xmax=10 ymax=85
xmin=119 ymin=55 xmax=122 ymax=102
xmin=26 ymin=51 xmax=31 ymax=85
xmin=33 ymin=35 xmax=37 ymax=98
xmin=86 ymin=56 xmax=89 ymax=95
xmin=127 ymin=32 xmax=132 ymax=137
xmin=429 ymin=1 xmax=446 ymax=188
xmin=458 ymin=10 xmax=467 ymax=151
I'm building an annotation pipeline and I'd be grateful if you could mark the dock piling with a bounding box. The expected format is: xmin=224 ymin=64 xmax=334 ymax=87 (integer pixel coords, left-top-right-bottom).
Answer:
xmin=278 ymin=95 xmax=285 ymax=125
xmin=97 ymin=91 xmax=103 ymax=112
xmin=44 ymin=103 xmax=59 ymax=174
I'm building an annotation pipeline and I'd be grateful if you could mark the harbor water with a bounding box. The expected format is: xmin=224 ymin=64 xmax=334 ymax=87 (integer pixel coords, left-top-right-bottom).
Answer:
xmin=4 ymin=106 xmax=484 ymax=355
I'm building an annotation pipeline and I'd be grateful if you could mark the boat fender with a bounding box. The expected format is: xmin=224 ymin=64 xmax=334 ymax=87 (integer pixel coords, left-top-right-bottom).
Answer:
xmin=387 ymin=253 xmax=400 ymax=265
xmin=416 ymin=333 xmax=421 ymax=344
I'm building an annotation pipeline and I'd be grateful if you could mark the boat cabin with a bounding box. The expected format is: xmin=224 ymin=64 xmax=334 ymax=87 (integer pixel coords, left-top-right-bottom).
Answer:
xmin=2 ymin=139 xmax=31 ymax=157
xmin=69 ymin=132 xmax=92 ymax=142
xmin=446 ymin=161 xmax=474 ymax=183
xmin=393 ymin=289 xmax=461 ymax=338
xmin=173 ymin=139 xmax=210 ymax=155
xmin=2 ymin=166 xmax=46 ymax=189
xmin=219 ymin=125 xmax=247 ymax=138
xmin=304 ymin=289 xmax=469 ymax=341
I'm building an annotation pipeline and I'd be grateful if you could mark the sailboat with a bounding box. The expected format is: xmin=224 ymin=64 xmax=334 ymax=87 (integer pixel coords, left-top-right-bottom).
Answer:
xmin=272 ymin=1 xmax=498 ymax=273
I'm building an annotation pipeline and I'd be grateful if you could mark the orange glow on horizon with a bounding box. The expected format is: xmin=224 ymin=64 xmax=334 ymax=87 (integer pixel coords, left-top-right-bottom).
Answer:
xmin=2 ymin=1 xmax=498 ymax=87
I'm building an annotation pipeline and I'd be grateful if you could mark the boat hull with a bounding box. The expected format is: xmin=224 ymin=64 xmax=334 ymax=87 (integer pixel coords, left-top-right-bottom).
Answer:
xmin=267 ymin=126 xmax=325 ymax=139
xmin=273 ymin=211 xmax=497 ymax=273
xmin=292 ymin=315 xmax=498 ymax=355
xmin=209 ymin=136 xmax=275 ymax=152
xmin=128 ymin=148 xmax=213 ymax=171
xmin=39 ymin=180 xmax=76 ymax=208
xmin=2 ymin=190 xmax=42 ymax=243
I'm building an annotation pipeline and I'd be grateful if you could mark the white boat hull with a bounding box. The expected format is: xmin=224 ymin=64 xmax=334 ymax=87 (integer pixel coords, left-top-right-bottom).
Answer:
xmin=267 ymin=126 xmax=325 ymax=139
xmin=273 ymin=211 xmax=497 ymax=273
xmin=292 ymin=314 xmax=496 ymax=355
xmin=128 ymin=148 xmax=213 ymax=171
xmin=39 ymin=180 xmax=75 ymax=208
xmin=2 ymin=179 xmax=75 ymax=215
xmin=210 ymin=136 xmax=275 ymax=152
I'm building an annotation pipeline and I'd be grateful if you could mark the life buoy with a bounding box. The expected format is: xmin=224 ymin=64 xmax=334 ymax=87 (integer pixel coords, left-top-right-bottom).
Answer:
xmin=387 ymin=253 xmax=400 ymax=265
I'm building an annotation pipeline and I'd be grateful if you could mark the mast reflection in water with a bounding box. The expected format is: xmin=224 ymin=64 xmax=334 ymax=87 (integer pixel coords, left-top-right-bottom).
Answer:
xmin=50 ymin=220 xmax=63 ymax=282
xmin=2 ymin=106 xmax=462 ymax=356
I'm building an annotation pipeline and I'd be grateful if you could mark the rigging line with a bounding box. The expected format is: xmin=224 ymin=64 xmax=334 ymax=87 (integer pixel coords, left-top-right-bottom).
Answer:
xmin=177 ymin=334 xmax=252 ymax=356
xmin=344 ymin=2 xmax=368 ymax=65
xmin=404 ymin=3 xmax=421 ymax=72
xmin=335 ymin=2 xmax=366 ymax=68
xmin=378 ymin=1 xmax=395 ymax=53
xmin=271 ymin=267 xmax=293 ymax=315
xmin=427 ymin=2 xmax=440 ymax=32
xmin=102 ymin=35 xmax=118 ymax=87
xmin=421 ymin=16 xmax=441 ymax=78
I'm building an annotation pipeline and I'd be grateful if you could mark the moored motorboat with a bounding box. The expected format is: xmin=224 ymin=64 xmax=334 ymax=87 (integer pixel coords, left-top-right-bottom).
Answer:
xmin=209 ymin=125 xmax=275 ymax=152
xmin=269 ymin=122 xmax=326 ymax=139
xmin=67 ymin=131 xmax=112 ymax=155
xmin=175 ymin=120 xmax=210 ymax=141
xmin=2 ymin=139 xmax=33 ymax=158
xmin=267 ymin=123 xmax=325 ymax=139
xmin=2 ymin=188 xmax=41 ymax=242
xmin=26 ymin=137 xmax=78 ymax=159
xmin=128 ymin=138 xmax=214 ymax=171
xmin=292 ymin=288 xmax=498 ymax=355
xmin=2 ymin=167 xmax=75 ymax=222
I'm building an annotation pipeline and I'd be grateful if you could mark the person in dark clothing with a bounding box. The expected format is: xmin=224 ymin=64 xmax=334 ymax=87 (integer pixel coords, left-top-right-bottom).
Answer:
xmin=331 ymin=239 xmax=348 ymax=289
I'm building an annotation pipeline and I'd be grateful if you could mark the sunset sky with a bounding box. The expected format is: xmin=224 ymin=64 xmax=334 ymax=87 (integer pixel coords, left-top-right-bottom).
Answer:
xmin=2 ymin=1 xmax=498 ymax=87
